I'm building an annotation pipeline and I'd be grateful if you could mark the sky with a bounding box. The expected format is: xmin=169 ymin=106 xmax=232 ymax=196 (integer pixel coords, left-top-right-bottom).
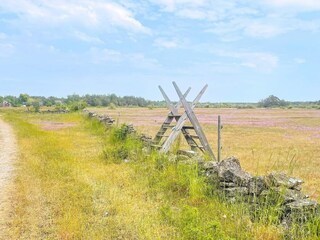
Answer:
xmin=0 ymin=0 xmax=319 ymax=102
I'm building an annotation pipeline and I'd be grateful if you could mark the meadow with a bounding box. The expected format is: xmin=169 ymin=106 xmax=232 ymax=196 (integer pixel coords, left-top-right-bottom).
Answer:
xmin=93 ymin=107 xmax=320 ymax=199
xmin=1 ymin=107 xmax=320 ymax=239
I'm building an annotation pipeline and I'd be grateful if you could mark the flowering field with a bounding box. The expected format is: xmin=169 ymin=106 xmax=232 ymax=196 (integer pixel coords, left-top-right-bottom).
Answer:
xmin=92 ymin=107 xmax=320 ymax=200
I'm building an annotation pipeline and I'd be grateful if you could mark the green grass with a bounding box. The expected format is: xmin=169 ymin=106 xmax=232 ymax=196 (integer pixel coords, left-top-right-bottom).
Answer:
xmin=2 ymin=110 xmax=320 ymax=239
xmin=91 ymin=107 xmax=320 ymax=200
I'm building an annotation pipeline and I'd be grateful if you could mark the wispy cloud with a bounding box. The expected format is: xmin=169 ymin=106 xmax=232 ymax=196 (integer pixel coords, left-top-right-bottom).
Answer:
xmin=89 ymin=47 xmax=161 ymax=70
xmin=90 ymin=48 xmax=122 ymax=63
xmin=214 ymin=49 xmax=279 ymax=72
xmin=0 ymin=0 xmax=150 ymax=34
xmin=265 ymin=0 xmax=320 ymax=10
xmin=154 ymin=0 xmax=207 ymax=12
xmin=154 ymin=38 xmax=179 ymax=48
xmin=73 ymin=31 xmax=104 ymax=44
xmin=151 ymin=0 xmax=320 ymax=39
xmin=0 ymin=33 xmax=14 ymax=57
xmin=0 ymin=43 xmax=15 ymax=57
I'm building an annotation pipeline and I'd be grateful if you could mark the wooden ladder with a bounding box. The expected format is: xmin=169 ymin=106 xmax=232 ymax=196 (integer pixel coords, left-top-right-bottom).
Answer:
xmin=152 ymin=82 xmax=217 ymax=161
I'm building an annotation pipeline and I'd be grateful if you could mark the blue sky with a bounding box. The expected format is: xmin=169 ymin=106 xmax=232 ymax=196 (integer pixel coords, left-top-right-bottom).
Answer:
xmin=0 ymin=0 xmax=319 ymax=102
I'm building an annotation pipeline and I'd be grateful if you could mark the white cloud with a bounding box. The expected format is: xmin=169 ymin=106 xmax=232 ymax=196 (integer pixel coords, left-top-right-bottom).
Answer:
xmin=89 ymin=47 xmax=160 ymax=69
xmin=0 ymin=43 xmax=15 ymax=57
xmin=151 ymin=0 xmax=320 ymax=39
xmin=73 ymin=31 xmax=104 ymax=44
xmin=154 ymin=38 xmax=179 ymax=48
xmin=0 ymin=0 xmax=150 ymax=33
xmin=154 ymin=0 xmax=207 ymax=12
xmin=0 ymin=33 xmax=14 ymax=57
xmin=99 ymin=2 xmax=150 ymax=33
xmin=215 ymin=49 xmax=279 ymax=72
xmin=128 ymin=53 xmax=161 ymax=69
xmin=265 ymin=0 xmax=320 ymax=10
xmin=177 ymin=9 xmax=206 ymax=19
xmin=244 ymin=22 xmax=284 ymax=38
xmin=90 ymin=48 xmax=122 ymax=63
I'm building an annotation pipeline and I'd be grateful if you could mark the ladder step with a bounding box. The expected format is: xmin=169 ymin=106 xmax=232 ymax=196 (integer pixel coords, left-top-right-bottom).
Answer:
xmin=183 ymin=126 xmax=194 ymax=129
xmin=169 ymin=114 xmax=182 ymax=117
xmin=156 ymin=135 xmax=169 ymax=138
xmin=189 ymin=135 xmax=199 ymax=139
xmin=162 ymin=125 xmax=176 ymax=128
xmin=189 ymin=144 xmax=204 ymax=149
xmin=151 ymin=144 xmax=162 ymax=148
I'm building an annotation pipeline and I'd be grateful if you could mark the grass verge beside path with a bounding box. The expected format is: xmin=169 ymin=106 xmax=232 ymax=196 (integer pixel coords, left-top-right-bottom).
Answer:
xmin=4 ymin=112 xmax=176 ymax=239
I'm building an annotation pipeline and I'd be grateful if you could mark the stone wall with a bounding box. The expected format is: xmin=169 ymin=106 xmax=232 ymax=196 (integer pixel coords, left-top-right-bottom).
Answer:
xmin=201 ymin=156 xmax=318 ymax=228
xmin=85 ymin=110 xmax=153 ymax=144
xmin=86 ymin=110 xmax=115 ymax=126
xmin=85 ymin=109 xmax=318 ymax=229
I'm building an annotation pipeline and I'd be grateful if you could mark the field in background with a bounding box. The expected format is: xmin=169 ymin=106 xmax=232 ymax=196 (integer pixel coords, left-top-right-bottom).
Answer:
xmin=91 ymin=107 xmax=320 ymax=200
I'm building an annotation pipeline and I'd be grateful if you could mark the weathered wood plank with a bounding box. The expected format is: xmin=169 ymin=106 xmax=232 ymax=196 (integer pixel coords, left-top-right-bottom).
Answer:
xmin=160 ymin=84 xmax=208 ymax=153
xmin=172 ymin=81 xmax=216 ymax=161
xmin=153 ymin=88 xmax=191 ymax=145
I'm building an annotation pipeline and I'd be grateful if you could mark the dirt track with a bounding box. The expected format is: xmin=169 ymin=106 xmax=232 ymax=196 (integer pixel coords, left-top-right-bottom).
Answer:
xmin=0 ymin=116 xmax=16 ymax=237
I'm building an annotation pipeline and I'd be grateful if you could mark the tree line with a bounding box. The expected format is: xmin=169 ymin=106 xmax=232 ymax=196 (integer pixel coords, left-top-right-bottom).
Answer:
xmin=0 ymin=94 xmax=319 ymax=110
xmin=0 ymin=93 xmax=166 ymax=109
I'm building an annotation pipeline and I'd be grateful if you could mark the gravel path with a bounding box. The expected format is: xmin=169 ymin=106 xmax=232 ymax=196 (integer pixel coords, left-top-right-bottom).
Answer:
xmin=0 ymin=116 xmax=16 ymax=237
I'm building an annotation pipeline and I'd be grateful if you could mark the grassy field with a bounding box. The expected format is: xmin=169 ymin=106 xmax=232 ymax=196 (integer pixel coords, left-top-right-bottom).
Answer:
xmin=92 ymin=107 xmax=320 ymax=200
xmin=1 ymin=108 xmax=320 ymax=239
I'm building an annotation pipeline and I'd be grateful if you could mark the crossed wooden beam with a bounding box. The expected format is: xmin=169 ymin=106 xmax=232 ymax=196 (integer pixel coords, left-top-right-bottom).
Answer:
xmin=153 ymin=82 xmax=216 ymax=161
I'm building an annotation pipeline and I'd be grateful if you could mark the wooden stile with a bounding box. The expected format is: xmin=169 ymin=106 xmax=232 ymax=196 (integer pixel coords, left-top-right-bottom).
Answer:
xmin=152 ymin=82 xmax=217 ymax=161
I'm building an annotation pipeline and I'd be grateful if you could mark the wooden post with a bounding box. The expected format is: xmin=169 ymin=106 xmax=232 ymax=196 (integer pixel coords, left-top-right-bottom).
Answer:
xmin=217 ymin=115 xmax=222 ymax=162
xmin=172 ymin=82 xmax=217 ymax=161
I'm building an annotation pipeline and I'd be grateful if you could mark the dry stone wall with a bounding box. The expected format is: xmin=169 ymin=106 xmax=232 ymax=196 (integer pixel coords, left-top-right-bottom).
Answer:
xmin=85 ymin=110 xmax=152 ymax=144
xmin=201 ymin=156 xmax=318 ymax=228
xmin=85 ymin=110 xmax=318 ymax=229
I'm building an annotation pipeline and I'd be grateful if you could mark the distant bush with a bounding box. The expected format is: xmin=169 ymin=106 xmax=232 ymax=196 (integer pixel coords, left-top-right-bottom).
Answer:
xmin=103 ymin=124 xmax=143 ymax=163
xmin=258 ymin=95 xmax=288 ymax=108
xmin=32 ymin=101 xmax=41 ymax=113
xmin=54 ymin=104 xmax=68 ymax=111
xmin=69 ymin=101 xmax=87 ymax=112
xmin=108 ymin=103 xmax=116 ymax=110
xmin=237 ymin=105 xmax=255 ymax=109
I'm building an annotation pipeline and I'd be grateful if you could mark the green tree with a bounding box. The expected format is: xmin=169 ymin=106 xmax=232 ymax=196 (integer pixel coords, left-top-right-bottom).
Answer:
xmin=19 ymin=93 xmax=29 ymax=105
xmin=258 ymin=95 xmax=288 ymax=108
xmin=32 ymin=101 xmax=41 ymax=112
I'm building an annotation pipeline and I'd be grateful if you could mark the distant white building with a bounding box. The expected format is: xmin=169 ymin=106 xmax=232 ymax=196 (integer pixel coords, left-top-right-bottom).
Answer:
xmin=1 ymin=101 xmax=11 ymax=107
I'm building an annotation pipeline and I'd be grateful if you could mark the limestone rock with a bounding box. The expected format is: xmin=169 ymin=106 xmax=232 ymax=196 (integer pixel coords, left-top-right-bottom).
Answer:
xmin=265 ymin=172 xmax=304 ymax=189
xmin=223 ymin=187 xmax=249 ymax=197
xmin=282 ymin=188 xmax=306 ymax=204
xmin=218 ymin=157 xmax=252 ymax=185
xmin=248 ymin=176 xmax=266 ymax=195
xmin=220 ymin=182 xmax=237 ymax=188
xmin=203 ymin=161 xmax=218 ymax=171
xmin=285 ymin=199 xmax=317 ymax=211
xmin=282 ymin=199 xmax=318 ymax=228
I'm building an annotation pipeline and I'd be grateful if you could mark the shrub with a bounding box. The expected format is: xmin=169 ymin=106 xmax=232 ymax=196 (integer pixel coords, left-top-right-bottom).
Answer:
xmin=69 ymin=101 xmax=87 ymax=112
xmin=258 ymin=95 xmax=288 ymax=108
xmin=108 ymin=103 xmax=116 ymax=110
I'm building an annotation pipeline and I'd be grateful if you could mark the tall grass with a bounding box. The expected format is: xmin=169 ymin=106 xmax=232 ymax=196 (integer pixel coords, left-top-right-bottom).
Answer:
xmin=3 ymin=110 xmax=320 ymax=239
xmin=102 ymin=120 xmax=320 ymax=239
